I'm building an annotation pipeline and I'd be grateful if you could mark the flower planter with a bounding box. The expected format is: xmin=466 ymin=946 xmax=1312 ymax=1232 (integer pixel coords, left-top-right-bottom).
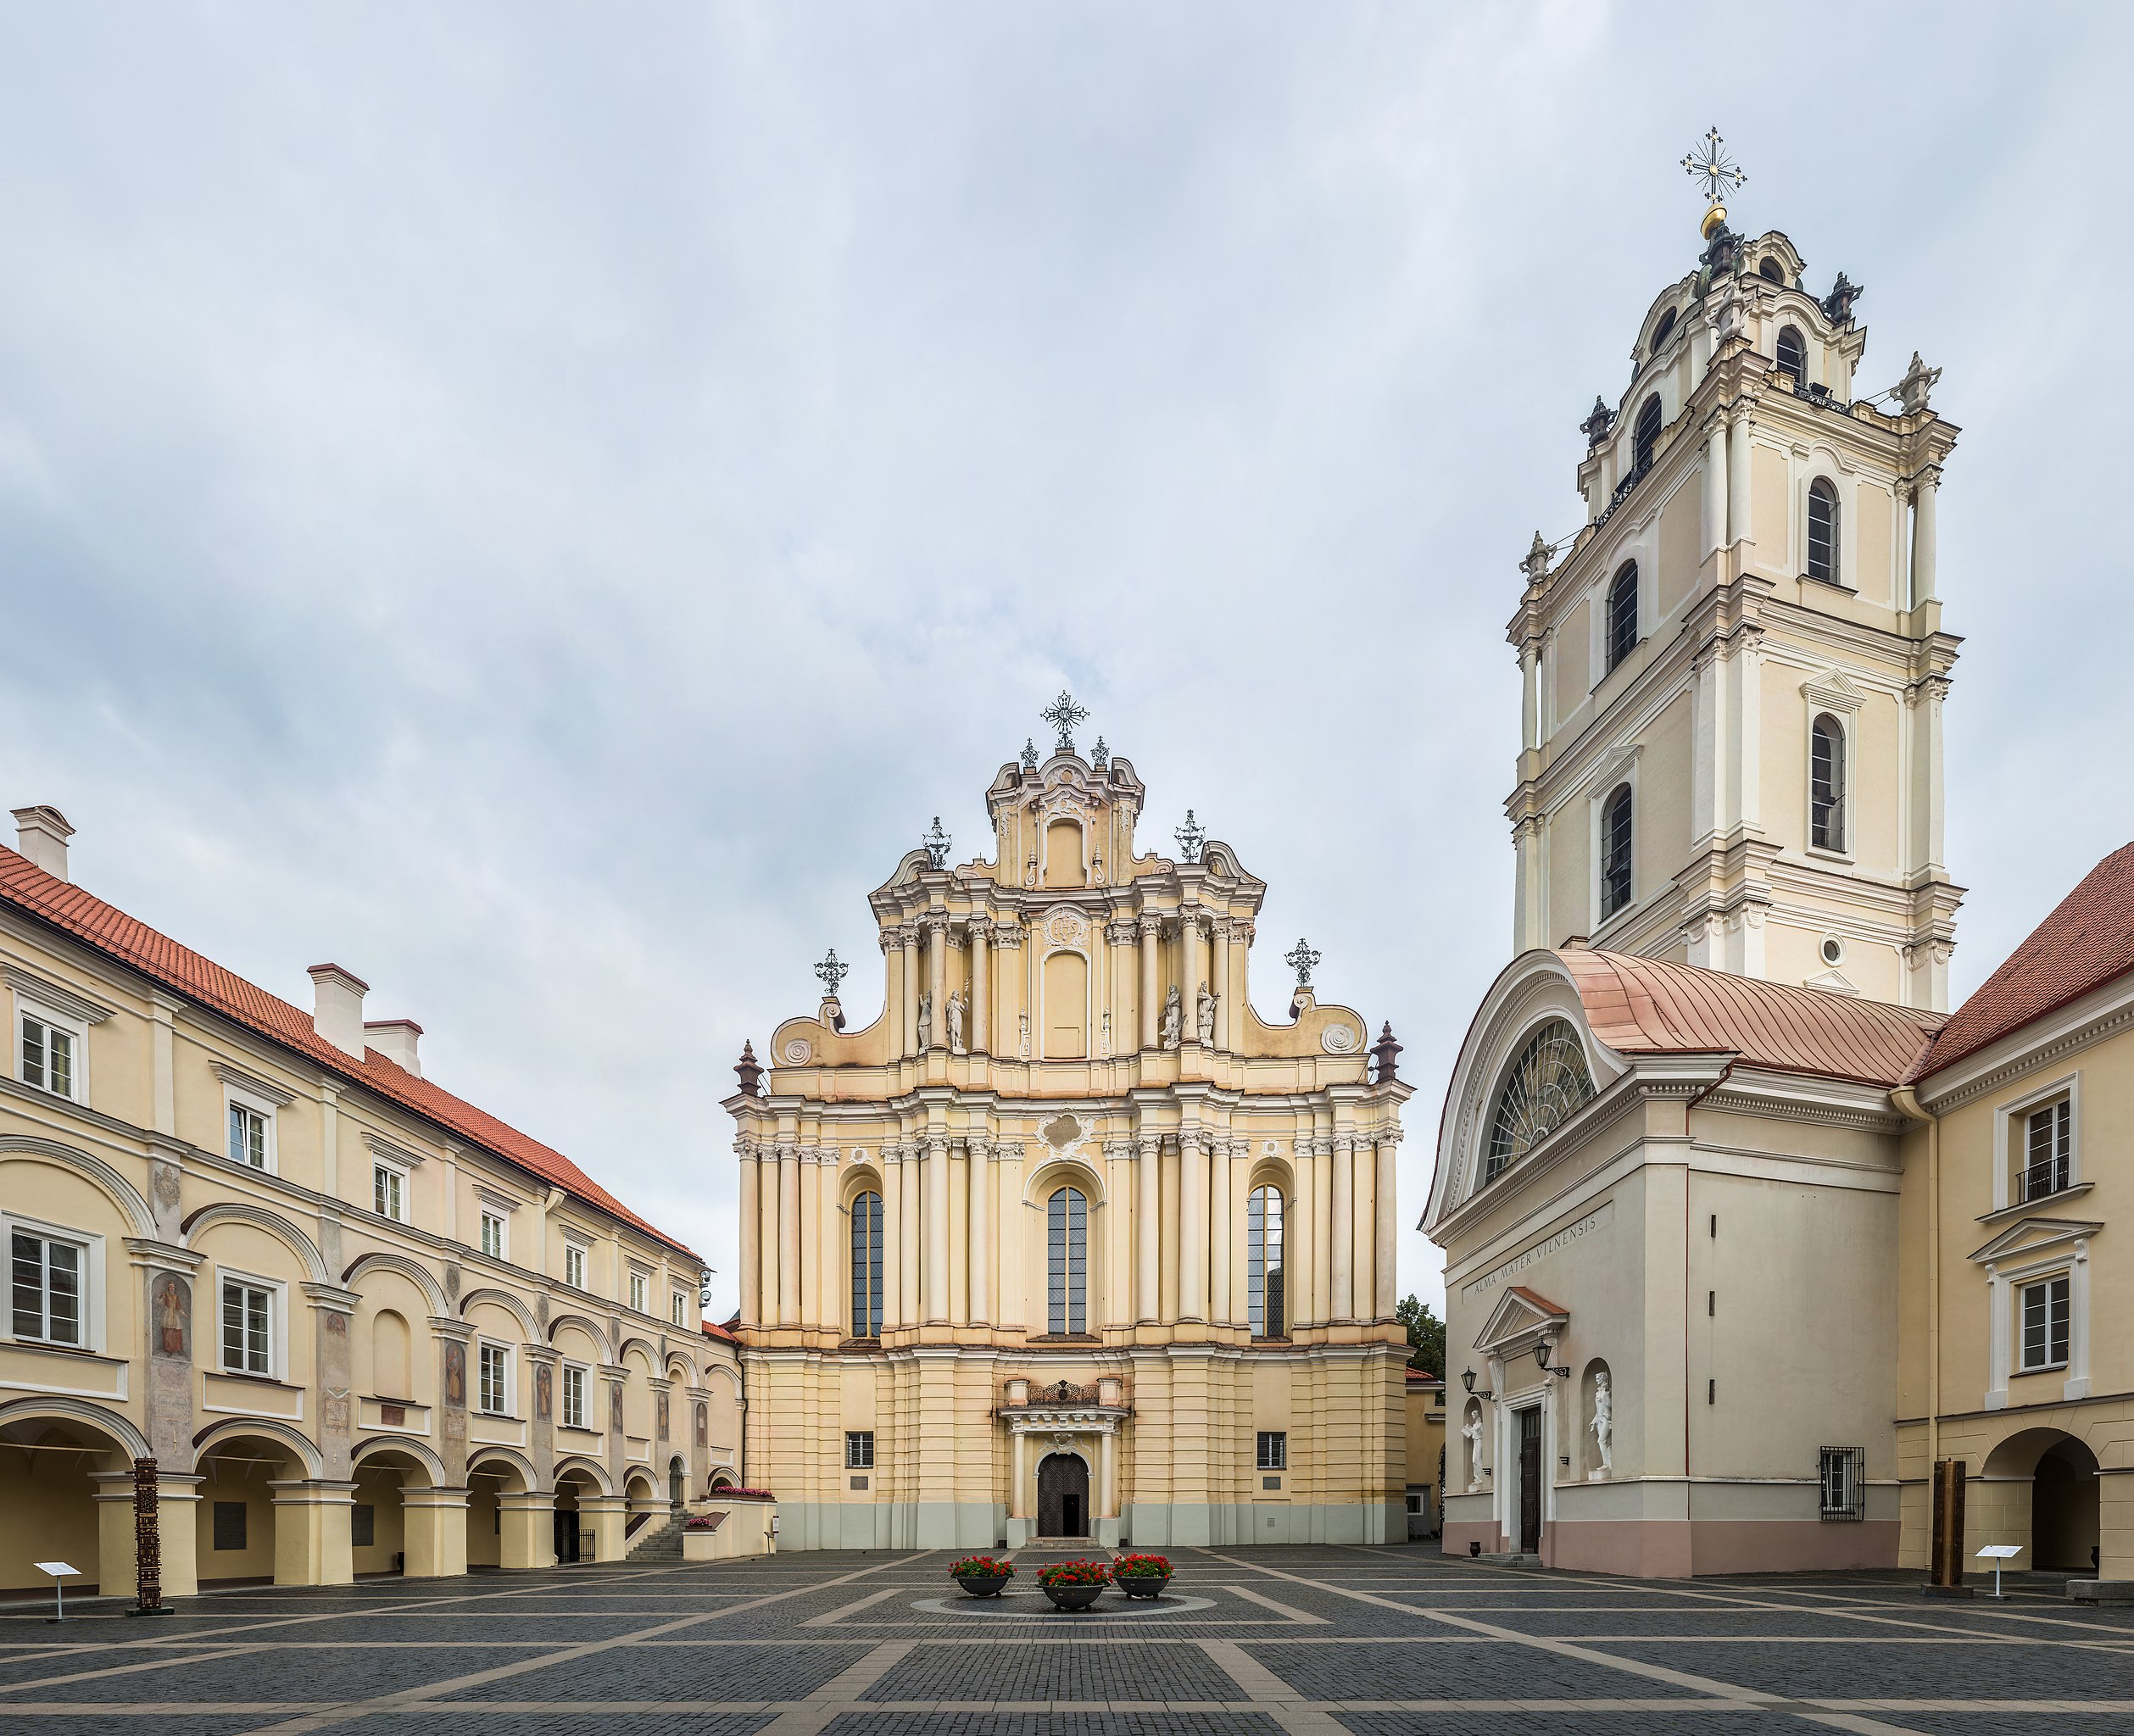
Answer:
xmin=1116 ymin=1574 xmax=1170 ymax=1600
xmin=955 ymin=1574 xmax=1011 ymax=1599
xmin=1041 ymin=1583 xmax=1106 ymax=1611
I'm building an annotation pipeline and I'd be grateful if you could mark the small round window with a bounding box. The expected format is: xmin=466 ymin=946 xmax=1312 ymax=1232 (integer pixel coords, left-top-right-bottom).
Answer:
xmin=1820 ymin=937 xmax=1846 ymax=966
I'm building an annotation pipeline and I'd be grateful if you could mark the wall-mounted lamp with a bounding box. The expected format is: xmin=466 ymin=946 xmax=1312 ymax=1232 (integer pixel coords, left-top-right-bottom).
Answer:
xmin=1462 ymin=1366 xmax=1493 ymax=1401
xmin=1533 ymin=1340 xmax=1571 ymax=1381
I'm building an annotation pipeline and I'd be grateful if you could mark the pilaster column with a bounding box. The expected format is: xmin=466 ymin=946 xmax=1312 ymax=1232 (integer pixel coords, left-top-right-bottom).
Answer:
xmin=967 ymin=1138 xmax=992 ymax=1325
xmin=1330 ymin=1137 xmax=1354 ymax=1323
xmin=1290 ymin=1140 xmax=1314 ymax=1331
xmin=926 ymin=915 xmax=948 ymax=1051
xmin=1910 ymin=465 xmax=1941 ymax=608
xmin=967 ymin=919 xmax=990 ymax=1055
xmin=1208 ymin=1135 xmax=1233 ymax=1327
xmin=993 ymin=922 xmax=1024 ymax=1057
xmin=1519 ymin=642 xmax=1541 ymax=752
xmin=1374 ymin=1133 xmax=1400 ymax=1321
xmin=1351 ymin=1136 xmax=1375 ymax=1331
xmin=800 ymin=1146 xmax=822 ymax=1329
xmin=1726 ymin=410 xmax=1753 ymax=552
xmin=900 ymin=927 xmax=920 ymax=1058
xmin=755 ymin=1145 xmax=781 ymax=1326
xmin=900 ymin=1143 xmax=922 ymax=1326
xmin=1211 ymin=921 xmax=1232 ymax=1050
xmin=1100 ymin=1427 xmax=1117 ymax=1518
xmin=1180 ymin=915 xmax=1205 ymax=1039
xmin=304 ymin=1283 xmax=359 ymax=1482
xmin=924 ymin=1137 xmax=950 ymax=1323
xmin=879 ymin=930 xmax=902 ymax=1056
xmin=777 ymin=1144 xmax=801 ymax=1327
xmin=1702 ymin=414 xmax=1730 ymax=556
xmin=880 ymin=1145 xmax=904 ymax=1333
xmin=1135 ymin=1137 xmax=1161 ymax=1326
xmin=1138 ymin=915 xmax=1161 ymax=1050
xmin=1011 ymin=1428 xmax=1029 ymax=1520
xmin=817 ymin=1146 xmax=841 ymax=1334
xmin=1179 ymin=1131 xmax=1207 ymax=1324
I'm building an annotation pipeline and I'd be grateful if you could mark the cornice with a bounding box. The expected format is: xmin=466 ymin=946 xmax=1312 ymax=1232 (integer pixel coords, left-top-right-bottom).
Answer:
xmin=1919 ymin=975 xmax=2134 ymax=1113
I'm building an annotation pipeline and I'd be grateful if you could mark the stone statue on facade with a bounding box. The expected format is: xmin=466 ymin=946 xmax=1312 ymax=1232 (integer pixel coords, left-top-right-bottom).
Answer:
xmin=1160 ymin=985 xmax=1183 ymax=1050
xmin=946 ymin=989 xmax=967 ymax=1055
xmin=1589 ymin=1372 xmax=1613 ymax=1479
xmin=917 ymin=992 xmax=933 ymax=1051
xmin=1462 ymin=1412 xmax=1485 ymax=1494
xmin=1195 ymin=981 xmax=1217 ymax=1046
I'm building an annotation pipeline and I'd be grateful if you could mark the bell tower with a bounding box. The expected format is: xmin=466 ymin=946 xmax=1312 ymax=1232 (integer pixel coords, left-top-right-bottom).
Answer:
xmin=1506 ymin=135 xmax=1963 ymax=1009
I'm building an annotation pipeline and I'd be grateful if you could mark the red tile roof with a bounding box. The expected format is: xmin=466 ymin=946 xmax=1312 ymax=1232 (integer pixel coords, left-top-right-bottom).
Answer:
xmin=0 ymin=844 xmax=698 ymax=1260
xmin=701 ymin=1319 xmax=738 ymax=1346
xmin=1915 ymin=841 xmax=2134 ymax=1083
xmin=1559 ymin=948 xmax=1943 ymax=1088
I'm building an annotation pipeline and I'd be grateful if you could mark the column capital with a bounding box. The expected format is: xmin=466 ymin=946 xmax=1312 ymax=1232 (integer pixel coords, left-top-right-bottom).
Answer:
xmin=301 ymin=1283 xmax=360 ymax=1315
xmin=991 ymin=921 xmax=1024 ymax=949
xmin=1138 ymin=914 xmax=1162 ymax=939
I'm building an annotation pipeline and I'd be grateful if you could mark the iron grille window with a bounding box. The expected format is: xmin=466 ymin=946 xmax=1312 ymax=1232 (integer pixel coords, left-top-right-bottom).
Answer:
xmin=1810 ymin=715 xmax=1847 ymax=851
xmin=1485 ymin=1019 xmax=1596 ymax=1182
xmin=1776 ymin=324 xmax=1806 ymax=379
xmin=220 ymin=1278 xmax=271 ymax=1375
xmin=1256 ymin=1431 xmax=1288 ymax=1471
xmin=2022 ymin=1102 xmax=2070 ymax=1201
xmin=1819 ymin=1446 xmax=1865 ymax=1521
xmin=10 ymin=1228 xmax=83 ymax=1345
xmin=1807 ymin=478 xmax=1841 ymax=584
xmin=1047 ymin=1186 xmax=1087 ymax=1334
xmin=1606 ymin=563 xmax=1639 ymax=672
xmin=850 ymin=1190 xmax=883 ymax=1337
xmin=1248 ymin=1185 xmax=1285 ymax=1339
xmin=1632 ymin=395 xmax=1663 ymax=473
xmin=1600 ymin=784 xmax=1634 ymax=921
xmin=2019 ymin=1275 xmax=2070 ymax=1372
xmin=228 ymin=1103 xmax=268 ymax=1169
xmin=845 ymin=1430 xmax=875 ymax=1469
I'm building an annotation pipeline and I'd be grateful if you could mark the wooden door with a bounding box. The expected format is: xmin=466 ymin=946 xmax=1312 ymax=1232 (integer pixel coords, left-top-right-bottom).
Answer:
xmin=1037 ymin=1452 xmax=1089 ymax=1537
xmin=1518 ymin=1408 xmax=1542 ymax=1554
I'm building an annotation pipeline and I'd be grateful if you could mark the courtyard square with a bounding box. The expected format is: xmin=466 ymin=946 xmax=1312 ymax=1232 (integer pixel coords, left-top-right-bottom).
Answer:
xmin=2 ymin=1544 xmax=2128 ymax=1735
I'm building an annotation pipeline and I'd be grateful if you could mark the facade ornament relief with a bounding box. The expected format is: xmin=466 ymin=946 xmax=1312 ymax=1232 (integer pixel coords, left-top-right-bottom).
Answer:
xmin=1321 ymin=1022 xmax=1359 ymax=1056
xmin=1589 ymin=1371 xmax=1613 ymax=1478
xmin=783 ymin=1038 xmax=813 ymax=1065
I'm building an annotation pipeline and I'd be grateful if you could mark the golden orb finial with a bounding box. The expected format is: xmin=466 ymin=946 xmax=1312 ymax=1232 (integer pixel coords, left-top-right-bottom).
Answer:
xmin=1682 ymin=127 xmax=1747 ymax=239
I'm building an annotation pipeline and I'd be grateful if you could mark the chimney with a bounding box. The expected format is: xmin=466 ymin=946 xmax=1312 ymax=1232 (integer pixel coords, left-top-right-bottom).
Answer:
xmin=307 ymin=963 xmax=369 ymax=1059
xmin=12 ymin=807 xmax=75 ymax=882
xmin=365 ymin=1018 xmax=424 ymax=1077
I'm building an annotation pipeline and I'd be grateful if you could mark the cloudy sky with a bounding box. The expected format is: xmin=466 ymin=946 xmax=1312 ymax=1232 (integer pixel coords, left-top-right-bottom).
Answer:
xmin=3 ymin=4 xmax=2128 ymax=1317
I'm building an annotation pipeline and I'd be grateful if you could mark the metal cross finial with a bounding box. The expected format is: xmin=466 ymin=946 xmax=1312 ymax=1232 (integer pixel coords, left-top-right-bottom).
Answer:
xmin=1039 ymin=690 xmax=1089 ymax=756
xmin=1020 ymin=737 xmax=1039 ymax=771
xmin=922 ymin=816 xmax=952 ymax=871
xmin=1682 ymin=127 xmax=1746 ymax=216
xmin=1090 ymin=735 xmax=1109 ymax=769
xmin=1284 ymin=938 xmax=1321 ymax=988
xmin=813 ymin=949 xmax=850 ymax=998
xmin=1173 ymin=810 xmax=1206 ymax=865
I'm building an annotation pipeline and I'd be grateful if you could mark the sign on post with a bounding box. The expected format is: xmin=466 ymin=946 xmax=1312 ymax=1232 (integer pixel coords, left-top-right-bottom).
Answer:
xmin=36 ymin=1562 xmax=80 ymax=1623
xmin=1975 ymin=1544 xmax=2022 ymax=1600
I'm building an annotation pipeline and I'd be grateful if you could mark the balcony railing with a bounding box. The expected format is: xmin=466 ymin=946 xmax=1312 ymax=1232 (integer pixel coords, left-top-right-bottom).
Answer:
xmin=1590 ymin=458 xmax=1653 ymax=532
xmin=2018 ymin=1156 xmax=2071 ymax=1203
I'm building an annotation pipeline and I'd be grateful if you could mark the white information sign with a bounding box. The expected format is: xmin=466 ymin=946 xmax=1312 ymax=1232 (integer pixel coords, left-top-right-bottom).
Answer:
xmin=36 ymin=1561 xmax=80 ymax=1622
xmin=1975 ymin=1543 xmax=2021 ymax=1598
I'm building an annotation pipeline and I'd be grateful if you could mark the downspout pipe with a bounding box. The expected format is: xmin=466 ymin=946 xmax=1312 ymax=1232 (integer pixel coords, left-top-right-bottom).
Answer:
xmin=1891 ymin=1086 xmax=1940 ymax=1476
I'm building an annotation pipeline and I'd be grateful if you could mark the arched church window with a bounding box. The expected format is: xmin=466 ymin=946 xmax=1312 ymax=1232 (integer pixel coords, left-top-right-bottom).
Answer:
xmin=1605 ymin=563 xmax=1639 ymax=673
xmin=1811 ymin=714 xmax=1847 ymax=852
xmin=1600 ymin=784 xmax=1633 ymax=921
xmin=1632 ymin=396 xmax=1663 ymax=474
xmin=1248 ymin=1186 xmax=1285 ymax=1340
xmin=1047 ymin=1187 xmax=1087 ymax=1335
xmin=1650 ymin=306 xmax=1678 ymax=351
xmin=1807 ymin=478 xmax=1840 ymax=585
xmin=1776 ymin=324 xmax=1806 ymax=379
xmin=1485 ymin=1019 xmax=1596 ymax=1183
xmin=850 ymin=1190 xmax=883 ymax=1338
xmin=1759 ymin=257 xmax=1786 ymax=283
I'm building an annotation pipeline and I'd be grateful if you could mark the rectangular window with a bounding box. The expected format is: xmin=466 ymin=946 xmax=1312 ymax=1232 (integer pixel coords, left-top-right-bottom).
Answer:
xmin=629 ymin=1271 xmax=648 ymax=1314
xmin=213 ymin=1500 xmax=248 ymax=1550
xmin=565 ymin=1244 xmax=588 ymax=1290
xmin=220 ymin=1278 xmax=272 ymax=1375
xmin=845 ymin=1429 xmax=875 ymax=1469
xmin=480 ymin=1211 xmax=506 ymax=1260
xmin=351 ymin=1504 xmax=376 ymax=1548
xmin=10 ymin=1228 xmax=83 ymax=1345
xmin=2020 ymin=1275 xmax=2071 ymax=1372
xmin=20 ymin=1012 xmax=76 ymax=1099
xmin=373 ymin=1163 xmax=406 ymax=1224
xmin=1818 ymin=1446 xmax=1865 ymax=1521
xmin=1256 ymin=1431 xmax=1288 ymax=1471
xmin=478 ymin=1343 xmax=509 ymax=1415
xmin=671 ymin=1291 xmax=688 ymax=1327
xmin=562 ymin=1363 xmax=588 ymax=1429
xmin=2023 ymin=1101 xmax=2071 ymax=1202
xmin=228 ymin=1103 xmax=269 ymax=1170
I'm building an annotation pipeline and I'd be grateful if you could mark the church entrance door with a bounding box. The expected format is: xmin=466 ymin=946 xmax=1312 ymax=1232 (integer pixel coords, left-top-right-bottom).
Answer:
xmin=1037 ymin=1452 xmax=1089 ymax=1538
xmin=1517 ymin=1408 xmax=1542 ymax=1554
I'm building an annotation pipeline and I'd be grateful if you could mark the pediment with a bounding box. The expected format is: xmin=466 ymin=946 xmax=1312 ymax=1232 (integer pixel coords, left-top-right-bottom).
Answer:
xmin=1802 ymin=668 xmax=1868 ymax=715
xmin=1474 ymin=1283 xmax=1568 ymax=1355
xmin=1968 ymin=1216 xmax=2103 ymax=1267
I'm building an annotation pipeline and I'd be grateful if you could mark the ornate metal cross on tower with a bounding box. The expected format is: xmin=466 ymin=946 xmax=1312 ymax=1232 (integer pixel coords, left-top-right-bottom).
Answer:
xmin=813 ymin=949 xmax=849 ymax=999
xmin=1039 ymin=690 xmax=1089 ymax=757
xmin=1681 ymin=126 xmax=1747 ymax=240
xmin=1173 ymin=810 xmax=1206 ymax=865
xmin=1284 ymin=938 xmax=1322 ymax=988
xmin=922 ymin=816 xmax=952 ymax=871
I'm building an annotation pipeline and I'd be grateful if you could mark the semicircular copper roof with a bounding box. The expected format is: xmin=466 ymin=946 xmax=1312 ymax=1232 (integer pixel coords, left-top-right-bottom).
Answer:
xmin=1557 ymin=949 xmax=1943 ymax=1088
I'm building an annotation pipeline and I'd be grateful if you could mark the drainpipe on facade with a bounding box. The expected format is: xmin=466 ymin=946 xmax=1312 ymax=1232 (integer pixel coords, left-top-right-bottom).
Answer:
xmin=1891 ymin=1088 xmax=1940 ymax=1474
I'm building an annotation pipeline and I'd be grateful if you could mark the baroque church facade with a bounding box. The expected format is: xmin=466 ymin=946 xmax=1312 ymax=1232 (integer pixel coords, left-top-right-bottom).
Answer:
xmin=723 ymin=718 xmax=1411 ymax=1550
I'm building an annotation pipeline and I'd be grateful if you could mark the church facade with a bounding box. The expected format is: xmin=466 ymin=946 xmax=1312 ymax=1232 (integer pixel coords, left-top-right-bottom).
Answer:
xmin=724 ymin=717 xmax=1410 ymax=1550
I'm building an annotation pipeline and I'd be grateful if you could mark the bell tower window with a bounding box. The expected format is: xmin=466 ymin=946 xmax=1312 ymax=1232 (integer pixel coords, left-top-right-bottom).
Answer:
xmin=1632 ymin=396 xmax=1663 ymax=474
xmin=1600 ymin=784 xmax=1633 ymax=921
xmin=1605 ymin=564 xmax=1639 ymax=673
xmin=1807 ymin=478 xmax=1841 ymax=585
xmin=1776 ymin=324 xmax=1807 ymax=378
xmin=1810 ymin=714 xmax=1847 ymax=852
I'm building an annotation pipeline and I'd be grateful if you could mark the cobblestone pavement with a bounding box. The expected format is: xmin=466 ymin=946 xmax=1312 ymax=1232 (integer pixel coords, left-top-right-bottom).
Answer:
xmin=3 ymin=1545 xmax=2131 ymax=1734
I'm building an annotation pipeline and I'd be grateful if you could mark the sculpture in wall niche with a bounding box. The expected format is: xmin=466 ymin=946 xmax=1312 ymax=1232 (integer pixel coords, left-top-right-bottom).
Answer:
xmin=1018 ymin=1011 xmax=1031 ymax=1059
xmin=1589 ymin=1372 xmax=1613 ymax=1479
xmin=1195 ymin=982 xmax=1217 ymax=1046
xmin=1160 ymin=985 xmax=1183 ymax=1049
xmin=946 ymin=989 xmax=967 ymax=1055
xmin=1100 ymin=1009 xmax=1112 ymax=1056
xmin=917 ymin=992 xmax=933 ymax=1050
xmin=1462 ymin=1410 xmax=1485 ymax=1493
xmin=153 ymin=1273 xmax=190 ymax=1358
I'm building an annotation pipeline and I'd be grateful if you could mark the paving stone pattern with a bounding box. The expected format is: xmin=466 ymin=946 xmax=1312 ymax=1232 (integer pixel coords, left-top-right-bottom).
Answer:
xmin=1 ymin=1548 xmax=2129 ymax=1734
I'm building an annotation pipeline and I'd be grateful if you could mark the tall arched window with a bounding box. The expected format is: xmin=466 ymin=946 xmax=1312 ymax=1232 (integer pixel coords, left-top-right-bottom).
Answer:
xmin=1758 ymin=257 xmax=1786 ymax=284
xmin=1775 ymin=324 xmax=1806 ymax=378
xmin=1605 ymin=563 xmax=1639 ymax=672
xmin=1810 ymin=714 xmax=1847 ymax=852
xmin=1248 ymin=1186 xmax=1285 ymax=1340
xmin=1650 ymin=306 xmax=1678 ymax=351
xmin=1600 ymin=784 xmax=1633 ymax=921
xmin=1632 ymin=395 xmax=1663 ymax=473
xmin=1046 ymin=1187 xmax=1087 ymax=1335
xmin=850 ymin=1190 xmax=883 ymax=1338
xmin=1485 ymin=1019 xmax=1596 ymax=1183
xmin=1807 ymin=478 xmax=1840 ymax=584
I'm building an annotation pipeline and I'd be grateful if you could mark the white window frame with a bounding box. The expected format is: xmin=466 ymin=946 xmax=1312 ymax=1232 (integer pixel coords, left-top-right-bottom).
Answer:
xmin=560 ymin=1360 xmax=590 ymax=1431
xmin=844 ymin=1429 xmax=875 ymax=1469
xmin=671 ymin=1290 xmax=689 ymax=1327
xmin=216 ymin=1267 xmax=287 ymax=1381
xmin=476 ymin=1338 xmax=514 ymax=1417
xmin=1805 ymin=711 xmax=1853 ymax=861
xmin=1588 ymin=753 xmax=1641 ymax=936
xmin=563 ymin=1239 xmax=590 ymax=1292
xmin=2017 ymin=1273 xmax=2072 ymax=1375
xmin=1256 ymin=1430 xmax=1288 ymax=1471
xmin=1983 ymin=1234 xmax=2093 ymax=1409
xmin=628 ymin=1267 xmax=649 ymax=1316
xmin=1993 ymin=1072 xmax=2081 ymax=1211
xmin=372 ymin=1155 xmax=410 ymax=1225
xmin=16 ymin=998 xmax=88 ymax=1103
xmin=223 ymin=1090 xmax=278 ymax=1173
xmin=3 ymin=1213 xmax=104 ymax=1353
xmin=479 ymin=1210 xmax=509 ymax=1261
xmin=1792 ymin=457 xmax=1856 ymax=593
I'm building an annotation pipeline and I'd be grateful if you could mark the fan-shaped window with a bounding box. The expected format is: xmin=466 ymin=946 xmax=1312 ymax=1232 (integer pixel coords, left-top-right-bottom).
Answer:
xmin=1600 ymin=784 xmax=1633 ymax=921
xmin=1807 ymin=478 xmax=1840 ymax=584
xmin=1811 ymin=714 xmax=1847 ymax=852
xmin=1248 ymin=1186 xmax=1284 ymax=1340
xmin=1047 ymin=1187 xmax=1087 ymax=1335
xmin=1776 ymin=325 xmax=1806 ymax=379
xmin=1759 ymin=257 xmax=1786 ymax=284
xmin=1605 ymin=563 xmax=1639 ymax=673
xmin=1650 ymin=306 xmax=1678 ymax=351
xmin=1632 ymin=396 xmax=1663 ymax=473
xmin=850 ymin=1190 xmax=883 ymax=1338
xmin=1485 ymin=1020 xmax=1596 ymax=1182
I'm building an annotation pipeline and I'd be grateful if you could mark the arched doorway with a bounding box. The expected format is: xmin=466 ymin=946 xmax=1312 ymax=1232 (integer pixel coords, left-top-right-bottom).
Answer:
xmin=668 ymin=1456 xmax=687 ymax=1511
xmin=465 ymin=1453 xmax=526 ymax=1571
xmin=351 ymin=1450 xmax=417 ymax=1577
xmin=1037 ymin=1452 xmax=1089 ymax=1538
xmin=2035 ymin=1438 xmax=2101 ymax=1572
xmin=197 ymin=1433 xmax=301 ymax=1587
xmin=0 ymin=1410 xmax=137 ymax=1595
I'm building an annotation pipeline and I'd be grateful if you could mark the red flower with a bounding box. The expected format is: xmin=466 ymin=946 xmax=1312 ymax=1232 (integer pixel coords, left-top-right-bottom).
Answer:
xmin=950 ymin=1555 xmax=1017 ymax=1577
xmin=1037 ymin=1559 xmax=1112 ymax=1587
xmin=1112 ymin=1552 xmax=1172 ymax=1577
